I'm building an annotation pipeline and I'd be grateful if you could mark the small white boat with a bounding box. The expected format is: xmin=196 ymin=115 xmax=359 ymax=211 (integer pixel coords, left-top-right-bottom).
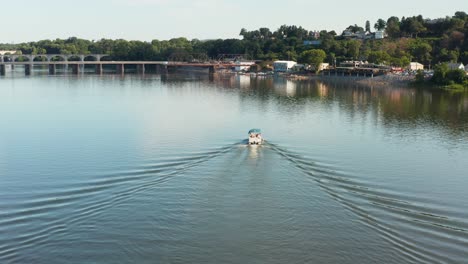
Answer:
xmin=248 ymin=129 xmax=264 ymax=145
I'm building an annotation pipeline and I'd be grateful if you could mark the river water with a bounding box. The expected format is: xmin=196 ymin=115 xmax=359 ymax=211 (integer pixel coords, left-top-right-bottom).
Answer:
xmin=1 ymin=73 xmax=468 ymax=263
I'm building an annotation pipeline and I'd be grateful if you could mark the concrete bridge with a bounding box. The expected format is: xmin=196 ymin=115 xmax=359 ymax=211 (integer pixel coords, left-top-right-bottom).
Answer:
xmin=0 ymin=56 xmax=255 ymax=76
xmin=0 ymin=54 xmax=109 ymax=63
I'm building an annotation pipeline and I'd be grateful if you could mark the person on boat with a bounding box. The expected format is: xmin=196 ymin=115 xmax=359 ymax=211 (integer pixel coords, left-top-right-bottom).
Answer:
xmin=256 ymin=133 xmax=263 ymax=143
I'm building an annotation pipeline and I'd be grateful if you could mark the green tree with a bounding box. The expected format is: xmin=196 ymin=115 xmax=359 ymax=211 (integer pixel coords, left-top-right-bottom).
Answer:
xmin=345 ymin=40 xmax=362 ymax=59
xmin=401 ymin=17 xmax=427 ymax=38
xmin=374 ymin=19 xmax=387 ymax=31
xmin=409 ymin=40 xmax=432 ymax=65
xmin=398 ymin=56 xmax=411 ymax=67
xmin=299 ymin=49 xmax=326 ymax=72
xmin=386 ymin=17 xmax=401 ymax=38
xmin=409 ymin=18 xmax=426 ymax=38
xmin=447 ymin=69 xmax=466 ymax=84
xmin=113 ymin=39 xmax=131 ymax=60
xmin=365 ymin=20 xmax=371 ymax=32
xmin=415 ymin=69 xmax=425 ymax=83
xmin=367 ymin=50 xmax=391 ymax=64
xmin=346 ymin=24 xmax=364 ymax=33
xmin=327 ymin=52 xmax=337 ymax=66
xmin=432 ymin=63 xmax=449 ymax=85
xmin=461 ymin=51 xmax=468 ymax=65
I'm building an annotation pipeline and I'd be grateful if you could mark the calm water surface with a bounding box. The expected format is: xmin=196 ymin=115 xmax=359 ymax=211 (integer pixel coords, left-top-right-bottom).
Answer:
xmin=1 ymin=73 xmax=468 ymax=263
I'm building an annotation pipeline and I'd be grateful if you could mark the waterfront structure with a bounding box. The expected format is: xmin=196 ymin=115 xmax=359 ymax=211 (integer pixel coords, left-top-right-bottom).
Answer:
xmin=234 ymin=61 xmax=255 ymax=72
xmin=273 ymin=61 xmax=297 ymax=72
xmin=409 ymin=62 xmax=424 ymax=70
xmin=0 ymin=54 xmax=254 ymax=76
xmin=321 ymin=60 xmax=390 ymax=77
xmin=318 ymin=63 xmax=330 ymax=71
xmin=305 ymin=63 xmax=330 ymax=72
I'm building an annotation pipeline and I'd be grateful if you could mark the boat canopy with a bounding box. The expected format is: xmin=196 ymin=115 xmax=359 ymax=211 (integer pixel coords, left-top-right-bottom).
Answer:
xmin=248 ymin=129 xmax=262 ymax=134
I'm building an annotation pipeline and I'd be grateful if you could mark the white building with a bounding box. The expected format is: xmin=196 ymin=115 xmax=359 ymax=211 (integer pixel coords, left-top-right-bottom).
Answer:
xmin=273 ymin=60 xmax=297 ymax=72
xmin=318 ymin=63 xmax=330 ymax=71
xmin=408 ymin=62 xmax=424 ymax=70
xmin=447 ymin=63 xmax=465 ymax=70
xmin=374 ymin=30 xmax=385 ymax=39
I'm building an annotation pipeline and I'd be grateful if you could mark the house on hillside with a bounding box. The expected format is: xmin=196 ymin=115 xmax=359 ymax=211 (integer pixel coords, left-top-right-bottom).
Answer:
xmin=408 ymin=62 xmax=424 ymax=70
xmin=374 ymin=30 xmax=386 ymax=39
xmin=448 ymin=63 xmax=465 ymax=70
xmin=342 ymin=30 xmax=372 ymax=40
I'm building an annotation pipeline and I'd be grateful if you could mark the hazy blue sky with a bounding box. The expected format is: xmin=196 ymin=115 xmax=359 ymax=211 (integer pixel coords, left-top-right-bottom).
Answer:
xmin=1 ymin=0 xmax=466 ymax=43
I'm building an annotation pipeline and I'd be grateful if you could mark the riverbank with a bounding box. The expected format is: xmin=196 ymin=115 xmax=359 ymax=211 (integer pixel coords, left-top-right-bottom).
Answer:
xmin=411 ymin=81 xmax=468 ymax=91
xmin=281 ymin=72 xmax=414 ymax=87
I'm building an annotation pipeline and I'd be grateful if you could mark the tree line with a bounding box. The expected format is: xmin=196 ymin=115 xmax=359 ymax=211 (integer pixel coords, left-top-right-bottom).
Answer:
xmin=0 ymin=11 xmax=467 ymax=68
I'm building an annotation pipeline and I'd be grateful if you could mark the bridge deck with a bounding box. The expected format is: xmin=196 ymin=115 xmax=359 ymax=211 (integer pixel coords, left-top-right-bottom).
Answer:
xmin=0 ymin=61 xmax=252 ymax=67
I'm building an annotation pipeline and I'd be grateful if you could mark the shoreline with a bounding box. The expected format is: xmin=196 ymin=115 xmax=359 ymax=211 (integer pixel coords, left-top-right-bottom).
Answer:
xmin=283 ymin=72 xmax=414 ymax=86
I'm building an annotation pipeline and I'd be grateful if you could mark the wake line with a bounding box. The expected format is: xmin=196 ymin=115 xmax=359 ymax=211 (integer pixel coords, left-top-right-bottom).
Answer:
xmin=0 ymin=142 xmax=240 ymax=263
xmin=266 ymin=141 xmax=468 ymax=264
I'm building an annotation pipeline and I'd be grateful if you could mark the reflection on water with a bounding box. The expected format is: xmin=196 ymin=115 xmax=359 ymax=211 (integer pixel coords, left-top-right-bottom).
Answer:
xmin=1 ymin=74 xmax=467 ymax=263
xmin=247 ymin=144 xmax=260 ymax=159
xmin=222 ymin=75 xmax=468 ymax=138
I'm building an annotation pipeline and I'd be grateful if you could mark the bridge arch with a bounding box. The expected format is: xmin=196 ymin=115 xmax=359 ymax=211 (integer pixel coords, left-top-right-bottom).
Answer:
xmin=84 ymin=55 xmax=98 ymax=61
xmin=67 ymin=55 xmax=83 ymax=61
xmin=32 ymin=55 xmax=49 ymax=62
xmin=1 ymin=55 xmax=14 ymax=62
xmin=98 ymin=54 xmax=111 ymax=61
xmin=13 ymin=55 xmax=31 ymax=62
xmin=49 ymin=55 xmax=67 ymax=62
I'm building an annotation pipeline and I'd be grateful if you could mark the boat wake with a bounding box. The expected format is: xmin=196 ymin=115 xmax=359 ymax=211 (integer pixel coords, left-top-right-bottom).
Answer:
xmin=0 ymin=142 xmax=240 ymax=263
xmin=267 ymin=141 xmax=468 ymax=264
xmin=1 ymin=140 xmax=467 ymax=263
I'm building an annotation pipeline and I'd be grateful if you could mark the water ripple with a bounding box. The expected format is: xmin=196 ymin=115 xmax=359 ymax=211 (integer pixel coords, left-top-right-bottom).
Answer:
xmin=0 ymin=142 xmax=238 ymax=263
xmin=267 ymin=142 xmax=468 ymax=264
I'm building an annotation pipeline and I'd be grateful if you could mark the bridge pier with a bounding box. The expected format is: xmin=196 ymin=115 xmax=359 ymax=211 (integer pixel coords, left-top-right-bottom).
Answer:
xmin=116 ymin=64 xmax=124 ymax=74
xmin=167 ymin=66 xmax=177 ymax=74
xmin=137 ymin=64 xmax=145 ymax=74
xmin=49 ymin=64 xmax=56 ymax=75
xmin=25 ymin=64 xmax=32 ymax=75
xmin=156 ymin=65 xmax=168 ymax=75
xmin=96 ymin=64 xmax=103 ymax=74
xmin=0 ymin=65 xmax=5 ymax=76
xmin=71 ymin=64 xmax=79 ymax=74
xmin=208 ymin=66 xmax=216 ymax=75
